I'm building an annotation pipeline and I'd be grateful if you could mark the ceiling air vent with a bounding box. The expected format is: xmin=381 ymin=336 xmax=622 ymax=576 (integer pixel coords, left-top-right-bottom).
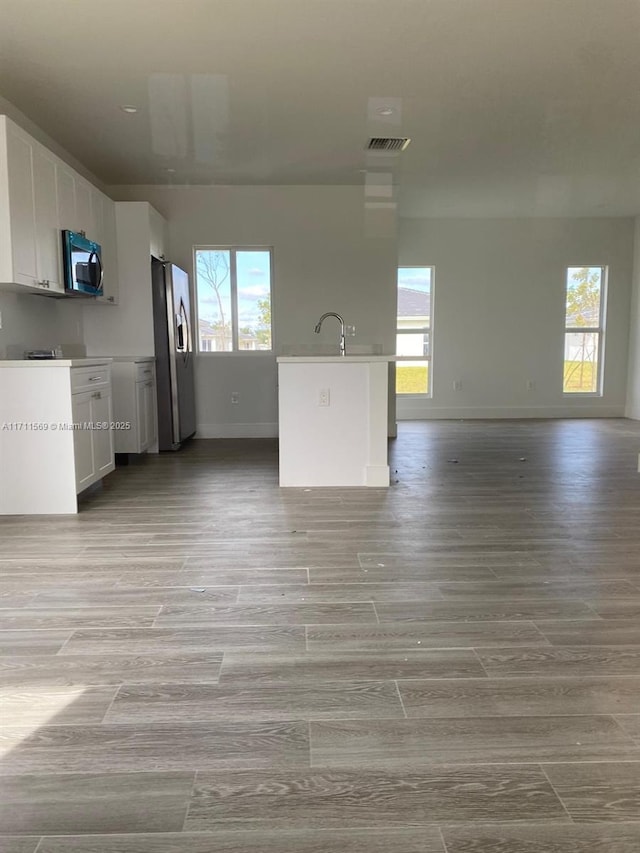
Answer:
xmin=367 ymin=137 xmax=411 ymax=152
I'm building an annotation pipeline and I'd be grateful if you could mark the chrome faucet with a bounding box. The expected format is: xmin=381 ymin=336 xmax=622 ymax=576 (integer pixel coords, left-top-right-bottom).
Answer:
xmin=314 ymin=312 xmax=346 ymax=356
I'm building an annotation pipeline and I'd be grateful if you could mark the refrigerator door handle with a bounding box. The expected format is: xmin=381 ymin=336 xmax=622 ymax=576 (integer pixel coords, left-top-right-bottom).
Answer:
xmin=177 ymin=299 xmax=190 ymax=363
xmin=164 ymin=268 xmax=182 ymax=448
xmin=176 ymin=315 xmax=185 ymax=351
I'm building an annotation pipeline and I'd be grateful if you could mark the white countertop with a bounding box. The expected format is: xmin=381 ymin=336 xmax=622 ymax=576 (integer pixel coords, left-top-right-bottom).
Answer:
xmin=277 ymin=355 xmax=396 ymax=363
xmin=94 ymin=356 xmax=155 ymax=363
xmin=0 ymin=358 xmax=112 ymax=368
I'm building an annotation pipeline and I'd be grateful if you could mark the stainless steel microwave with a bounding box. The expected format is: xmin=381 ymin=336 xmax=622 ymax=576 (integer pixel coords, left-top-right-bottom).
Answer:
xmin=61 ymin=230 xmax=103 ymax=296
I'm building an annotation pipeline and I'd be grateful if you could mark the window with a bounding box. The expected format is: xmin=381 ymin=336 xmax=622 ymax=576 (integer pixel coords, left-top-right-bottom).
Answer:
xmin=396 ymin=266 xmax=433 ymax=395
xmin=194 ymin=247 xmax=273 ymax=352
xmin=563 ymin=266 xmax=606 ymax=394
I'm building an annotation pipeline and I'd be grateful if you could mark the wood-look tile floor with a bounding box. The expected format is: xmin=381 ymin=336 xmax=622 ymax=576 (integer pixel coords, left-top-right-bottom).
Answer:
xmin=2 ymin=419 xmax=640 ymax=851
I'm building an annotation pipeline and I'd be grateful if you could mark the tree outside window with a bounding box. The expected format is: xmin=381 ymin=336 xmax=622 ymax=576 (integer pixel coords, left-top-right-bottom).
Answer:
xmin=563 ymin=266 xmax=606 ymax=394
xmin=194 ymin=248 xmax=273 ymax=352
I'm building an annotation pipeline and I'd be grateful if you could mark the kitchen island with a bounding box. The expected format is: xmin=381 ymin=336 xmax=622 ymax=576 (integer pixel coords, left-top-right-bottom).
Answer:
xmin=277 ymin=355 xmax=394 ymax=487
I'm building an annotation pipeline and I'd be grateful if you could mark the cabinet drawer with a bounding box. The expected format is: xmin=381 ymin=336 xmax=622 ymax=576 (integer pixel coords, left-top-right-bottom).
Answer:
xmin=71 ymin=366 xmax=111 ymax=393
xmin=135 ymin=362 xmax=155 ymax=382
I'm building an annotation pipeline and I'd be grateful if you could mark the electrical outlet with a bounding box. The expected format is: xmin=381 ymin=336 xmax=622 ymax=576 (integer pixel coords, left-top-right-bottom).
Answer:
xmin=231 ymin=391 xmax=239 ymax=404
xmin=346 ymin=324 xmax=356 ymax=336
xmin=526 ymin=379 xmax=536 ymax=391
xmin=453 ymin=380 xmax=462 ymax=391
xmin=318 ymin=388 xmax=330 ymax=407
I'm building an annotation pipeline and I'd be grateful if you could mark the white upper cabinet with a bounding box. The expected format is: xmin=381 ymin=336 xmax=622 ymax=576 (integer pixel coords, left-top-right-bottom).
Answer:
xmin=32 ymin=146 xmax=63 ymax=292
xmin=90 ymin=187 xmax=104 ymax=245
xmin=0 ymin=115 xmax=119 ymax=301
xmin=98 ymin=194 xmax=119 ymax=304
xmin=0 ymin=120 xmax=38 ymax=287
xmin=0 ymin=119 xmax=62 ymax=293
xmin=75 ymin=180 xmax=92 ymax=237
xmin=56 ymin=165 xmax=77 ymax=232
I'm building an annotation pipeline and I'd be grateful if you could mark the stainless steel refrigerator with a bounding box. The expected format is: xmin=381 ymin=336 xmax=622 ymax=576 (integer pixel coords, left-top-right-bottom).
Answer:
xmin=151 ymin=258 xmax=197 ymax=450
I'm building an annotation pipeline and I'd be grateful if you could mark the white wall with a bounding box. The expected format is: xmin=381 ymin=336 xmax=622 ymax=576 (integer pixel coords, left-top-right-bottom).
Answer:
xmin=110 ymin=185 xmax=398 ymax=437
xmin=398 ymin=217 xmax=635 ymax=418
xmin=83 ymin=203 xmax=158 ymax=358
xmin=625 ymin=218 xmax=640 ymax=419
xmin=0 ymin=290 xmax=85 ymax=359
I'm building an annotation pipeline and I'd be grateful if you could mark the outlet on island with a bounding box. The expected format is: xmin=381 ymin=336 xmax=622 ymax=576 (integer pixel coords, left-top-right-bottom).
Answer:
xmin=318 ymin=388 xmax=330 ymax=407
xmin=231 ymin=391 xmax=239 ymax=404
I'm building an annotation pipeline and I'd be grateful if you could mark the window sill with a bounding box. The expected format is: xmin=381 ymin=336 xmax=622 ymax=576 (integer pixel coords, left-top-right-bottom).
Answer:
xmin=396 ymin=393 xmax=432 ymax=399
xmin=197 ymin=351 xmax=275 ymax=356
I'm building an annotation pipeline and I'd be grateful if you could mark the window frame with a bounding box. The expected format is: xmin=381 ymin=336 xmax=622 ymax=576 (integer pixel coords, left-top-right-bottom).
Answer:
xmin=193 ymin=245 xmax=274 ymax=355
xmin=396 ymin=265 xmax=434 ymax=398
xmin=562 ymin=265 xmax=607 ymax=396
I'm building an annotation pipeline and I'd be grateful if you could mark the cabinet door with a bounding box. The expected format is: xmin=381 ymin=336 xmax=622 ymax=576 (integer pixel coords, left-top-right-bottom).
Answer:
xmin=91 ymin=189 xmax=105 ymax=246
xmin=32 ymin=146 xmax=63 ymax=292
xmin=96 ymin=196 xmax=119 ymax=304
xmin=72 ymin=392 xmax=94 ymax=491
xmin=144 ymin=379 xmax=157 ymax=448
xmin=91 ymin=390 xmax=115 ymax=476
xmin=6 ymin=127 xmax=37 ymax=286
xmin=135 ymin=381 xmax=148 ymax=451
xmin=56 ymin=166 xmax=77 ymax=231
xmin=75 ymin=180 xmax=92 ymax=237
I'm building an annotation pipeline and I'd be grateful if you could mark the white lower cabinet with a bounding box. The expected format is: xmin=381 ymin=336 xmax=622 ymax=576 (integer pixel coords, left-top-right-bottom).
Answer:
xmin=111 ymin=359 xmax=157 ymax=454
xmin=0 ymin=359 xmax=115 ymax=515
xmin=72 ymin=384 xmax=115 ymax=491
xmin=135 ymin=377 xmax=157 ymax=452
xmin=93 ymin=390 xmax=116 ymax=475
xmin=72 ymin=392 xmax=94 ymax=490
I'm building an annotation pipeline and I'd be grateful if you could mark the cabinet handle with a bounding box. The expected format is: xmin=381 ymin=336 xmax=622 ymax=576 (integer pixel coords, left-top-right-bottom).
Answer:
xmin=143 ymin=369 xmax=151 ymax=374
xmin=88 ymin=376 xmax=103 ymax=382
xmin=107 ymin=296 xmax=115 ymax=303
xmin=145 ymin=381 xmax=153 ymax=388
xmin=39 ymin=280 xmax=50 ymax=289
xmin=92 ymin=391 xmax=101 ymax=400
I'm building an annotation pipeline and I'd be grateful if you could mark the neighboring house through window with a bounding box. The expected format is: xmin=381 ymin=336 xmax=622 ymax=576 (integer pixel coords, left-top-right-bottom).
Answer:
xmin=396 ymin=266 xmax=433 ymax=395
xmin=194 ymin=247 xmax=273 ymax=352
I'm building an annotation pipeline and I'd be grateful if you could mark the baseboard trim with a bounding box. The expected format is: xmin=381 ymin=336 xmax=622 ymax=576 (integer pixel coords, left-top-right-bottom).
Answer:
xmin=396 ymin=404 xmax=626 ymax=420
xmin=365 ymin=465 xmax=390 ymax=487
xmin=195 ymin=422 xmax=278 ymax=438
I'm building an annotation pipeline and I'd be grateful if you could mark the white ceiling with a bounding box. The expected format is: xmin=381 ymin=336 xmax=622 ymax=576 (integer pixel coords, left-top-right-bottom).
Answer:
xmin=1 ymin=0 xmax=639 ymax=216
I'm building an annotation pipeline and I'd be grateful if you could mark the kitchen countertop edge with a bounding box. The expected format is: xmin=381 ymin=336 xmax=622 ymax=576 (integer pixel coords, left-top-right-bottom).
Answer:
xmin=277 ymin=355 xmax=396 ymax=363
xmin=0 ymin=358 xmax=113 ymax=368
